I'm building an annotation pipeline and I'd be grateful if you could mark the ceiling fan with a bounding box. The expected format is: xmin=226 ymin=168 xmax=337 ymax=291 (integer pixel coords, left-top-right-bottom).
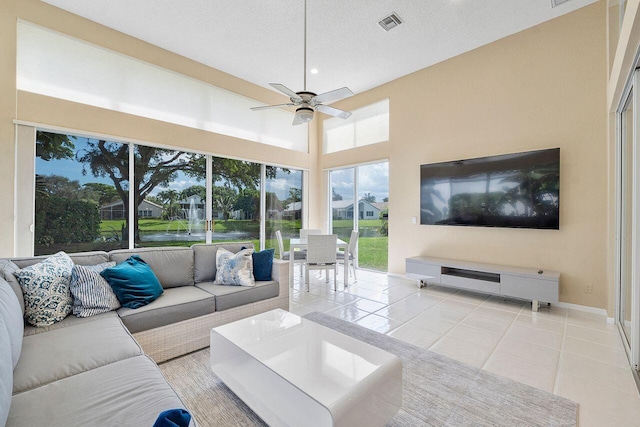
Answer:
xmin=250 ymin=0 xmax=354 ymax=125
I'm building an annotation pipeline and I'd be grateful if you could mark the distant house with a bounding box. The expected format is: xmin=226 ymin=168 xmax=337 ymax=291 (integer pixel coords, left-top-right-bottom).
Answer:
xmin=284 ymin=201 xmax=302 ymax=220
xmin=372 ymin=202 xmax=388 ymax=219
xmin=332 ymin=200 xmax=381 ymax=220
xmin=100 ymin=199 xmax=163 ymax=220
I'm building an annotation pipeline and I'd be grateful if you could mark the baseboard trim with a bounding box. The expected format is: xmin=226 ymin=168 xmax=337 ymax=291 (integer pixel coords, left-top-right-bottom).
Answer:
xmin=552 ymin=301 xmax=609 ymax=317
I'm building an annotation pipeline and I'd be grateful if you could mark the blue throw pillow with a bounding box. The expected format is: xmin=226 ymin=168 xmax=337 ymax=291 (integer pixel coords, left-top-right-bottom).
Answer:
xmin=252 ymin=248 xmax=274 ymax=281
xmin=153 ymin=409 xmax=191 ymax=427
xmin=100 ymin=255 xmax=163 ymax=309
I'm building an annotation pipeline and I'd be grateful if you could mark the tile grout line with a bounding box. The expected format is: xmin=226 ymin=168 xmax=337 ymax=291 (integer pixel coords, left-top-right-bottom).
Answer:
xmin=479 ymin=303 xmax=524 ymax=371
xmin=551 ymin=308 xmax=569 ymax=396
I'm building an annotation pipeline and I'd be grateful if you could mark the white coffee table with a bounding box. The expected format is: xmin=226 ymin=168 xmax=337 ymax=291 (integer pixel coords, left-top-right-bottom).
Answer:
xmin=210 ymin=309 xmax=402 ymax=427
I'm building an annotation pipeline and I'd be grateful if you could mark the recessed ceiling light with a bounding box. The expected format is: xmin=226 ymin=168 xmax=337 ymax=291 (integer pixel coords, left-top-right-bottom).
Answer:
xmin=310 ymin=68 xmax=319 ymax=74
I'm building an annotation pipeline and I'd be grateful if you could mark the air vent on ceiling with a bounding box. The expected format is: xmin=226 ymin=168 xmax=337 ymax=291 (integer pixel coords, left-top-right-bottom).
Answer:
xmin=378 ymin=13 xmax=403 ymax=32
xmin=550 ymin=0 xmax=571 ymax=7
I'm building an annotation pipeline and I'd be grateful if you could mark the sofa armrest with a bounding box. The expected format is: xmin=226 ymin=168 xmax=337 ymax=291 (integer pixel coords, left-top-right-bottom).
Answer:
xmin=271 ymin=259 xmax=290 ymax=299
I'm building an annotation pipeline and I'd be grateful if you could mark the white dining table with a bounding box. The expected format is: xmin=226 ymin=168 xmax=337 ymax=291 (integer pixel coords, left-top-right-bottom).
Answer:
xmin=289 ymin=237 xmax=348 ymax=288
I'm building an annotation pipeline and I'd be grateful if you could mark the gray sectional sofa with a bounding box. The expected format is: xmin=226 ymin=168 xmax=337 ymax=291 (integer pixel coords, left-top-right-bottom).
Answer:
xmin=0 ymin=242 xmax=289 ymax=426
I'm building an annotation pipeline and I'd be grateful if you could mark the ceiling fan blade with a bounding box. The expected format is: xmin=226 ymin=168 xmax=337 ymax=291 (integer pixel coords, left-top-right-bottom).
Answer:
xmin=315 ymin=104 xmax=352 ymax=119
xmin=270 ymin=83 xmax=303 ymax=102
xmin=312 ymin=87 xmax=354 ymax=105
xmin=250 ymin=103 xmax=295 ymax=111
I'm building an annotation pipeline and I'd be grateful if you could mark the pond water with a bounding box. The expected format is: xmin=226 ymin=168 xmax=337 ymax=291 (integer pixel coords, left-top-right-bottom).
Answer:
xmin=139 ymin=230 xmax=255 ymax=242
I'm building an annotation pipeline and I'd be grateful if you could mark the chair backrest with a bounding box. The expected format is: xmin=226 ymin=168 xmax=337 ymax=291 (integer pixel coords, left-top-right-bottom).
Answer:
xmin=275 ymin=230 xmax=285 ymax=259
xmin=306 ymin=235 xmax=337 ymax=264
xmin=300 ymin=229 xmax=321 ymax=239
xmin=348 ymin=230 xmax=359 ymax=256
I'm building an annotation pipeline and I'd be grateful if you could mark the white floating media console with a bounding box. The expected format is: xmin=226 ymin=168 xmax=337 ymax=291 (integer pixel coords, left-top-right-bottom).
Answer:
xmin=406 ymin=256 xmax=560 ymax=312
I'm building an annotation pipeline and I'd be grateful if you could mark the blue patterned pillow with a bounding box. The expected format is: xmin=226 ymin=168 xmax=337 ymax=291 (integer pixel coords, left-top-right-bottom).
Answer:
xmin=70 ymin=262 xmax=120 ymax=317
xmin=14 ymin=252 xmax=74 ymax=327
xmin=213 ymin=248 xmax=255 ymax=287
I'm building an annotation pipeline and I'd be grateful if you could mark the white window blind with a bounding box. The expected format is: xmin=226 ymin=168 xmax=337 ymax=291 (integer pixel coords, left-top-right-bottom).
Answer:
xmin=323 ymin=99 xmax=389 ymax=154
xmin=17 ymin=21 xmax=307 ymax=152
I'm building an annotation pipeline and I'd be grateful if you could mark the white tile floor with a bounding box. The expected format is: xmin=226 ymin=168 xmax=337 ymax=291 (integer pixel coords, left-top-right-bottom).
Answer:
xmin=289 ymin=268 xmax=640 ymax=427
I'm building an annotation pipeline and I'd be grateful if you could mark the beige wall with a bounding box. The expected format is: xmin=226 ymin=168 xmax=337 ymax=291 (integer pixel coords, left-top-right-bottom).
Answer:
xmin=324 ymin=3 xmax=608 ymax=308
xmin=0 ymin=0 xmax=318 ymax=257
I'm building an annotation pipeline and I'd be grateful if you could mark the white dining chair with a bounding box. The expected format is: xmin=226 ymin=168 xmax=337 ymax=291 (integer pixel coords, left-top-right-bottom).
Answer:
xmin=299 ymin=228 xmax=322 ymax=239
xmin=304 ymin=234 xmax=338 ymax=292
xmin=275 ymin=230 xmax=306 ymax=279
xmin=337 ymin=230 xmax=358 ymax=287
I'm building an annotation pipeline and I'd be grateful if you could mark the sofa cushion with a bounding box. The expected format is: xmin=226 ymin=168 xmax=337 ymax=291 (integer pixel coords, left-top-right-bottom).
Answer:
xmin=213 ymin=247 xmax=255 ymax=287
xmin=70 ymin=262 xmax=120 ymax=317
xmin=10 ymin=251 xmax=110 ymax=269
xmin=192 ymin=242 xmax=253 ymax=283
xmin=117 ymin=286 xmax=216 ymax=334
xmin=196 ymin=280 xmax=278 ymax=311
xmin=0 ymin=260 xmax=24 ymax=314
xmin=109 ymin=247 xmax=194 ymax=289
xmin=7 ymin=355 xmax=188 ymax=427
xmin=101 ymin=255 xmax=163 ymax=309
xmin=14 ymin=252 xmax=74 ymax=327
xmin=13 ymin=315 xmax=142 ymax=394
xmin=0 ymin=310 xmax=13 ymax=427
xmin=0 ymin=278 xmax=23 ymax=368
xmin=22 ymin=310 xmax=118 ymax=336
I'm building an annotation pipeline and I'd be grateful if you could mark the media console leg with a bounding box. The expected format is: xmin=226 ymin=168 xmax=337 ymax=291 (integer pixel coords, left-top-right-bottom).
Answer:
xmin=532 ymin=300 xmax=540 ymax=312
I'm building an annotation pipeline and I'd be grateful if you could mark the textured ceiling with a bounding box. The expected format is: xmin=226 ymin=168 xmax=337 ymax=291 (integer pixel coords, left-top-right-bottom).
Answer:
xmin=42 ymin=0 xmax=598 ymax=97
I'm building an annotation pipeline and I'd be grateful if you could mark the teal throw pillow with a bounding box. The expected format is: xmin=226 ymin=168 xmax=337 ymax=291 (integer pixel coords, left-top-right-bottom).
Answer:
xmin=252 ymin=248 xmax=274 ymax=281
xmin=100 ymin=255 xmax=163 ymax=309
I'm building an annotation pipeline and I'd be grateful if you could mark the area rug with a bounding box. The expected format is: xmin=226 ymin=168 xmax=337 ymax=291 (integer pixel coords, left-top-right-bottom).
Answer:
xmin=159 ymin=312 xmax=578 ymax=427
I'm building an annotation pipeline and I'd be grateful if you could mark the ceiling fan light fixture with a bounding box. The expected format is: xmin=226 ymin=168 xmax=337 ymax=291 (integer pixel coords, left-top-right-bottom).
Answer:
xmin=295 ymin=107 xmax=314 ymax=123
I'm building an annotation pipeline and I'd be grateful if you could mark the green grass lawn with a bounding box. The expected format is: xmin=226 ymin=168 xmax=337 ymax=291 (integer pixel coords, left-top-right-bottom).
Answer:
xmin=357 ymin=237 xmax=388 ymax=271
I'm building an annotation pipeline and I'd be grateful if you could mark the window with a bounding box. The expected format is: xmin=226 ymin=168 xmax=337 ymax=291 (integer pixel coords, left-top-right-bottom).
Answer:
xmin=265 ymin=166 xmax=303 ymax=258
xmin=323 ymin=99 xmax=389 ymax=154
xmin=134 ymin=147 xmax=207 ymax=248
xmin=34 ymin=130 xmax=304 ymax=255
xmin=35 ymin=132 xmax=129 ymax=255
xmin=211 ymin=156 xmax=260 ymax=246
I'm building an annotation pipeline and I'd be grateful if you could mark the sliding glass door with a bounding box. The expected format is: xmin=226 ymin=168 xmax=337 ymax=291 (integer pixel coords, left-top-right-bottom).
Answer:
xmin=617 ymin=71 xmax=640 ymax=377
xmin=328 ymin=161 xmax=389 ymax=271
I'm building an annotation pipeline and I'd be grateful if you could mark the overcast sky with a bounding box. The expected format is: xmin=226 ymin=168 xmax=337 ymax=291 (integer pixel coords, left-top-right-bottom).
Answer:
xmin=331 ymin=162 xmax=389 ymax=203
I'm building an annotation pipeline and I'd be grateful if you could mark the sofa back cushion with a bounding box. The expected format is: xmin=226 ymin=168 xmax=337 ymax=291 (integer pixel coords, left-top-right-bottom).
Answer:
xmin=0 ymin=277 xmax=23 ymax=368
xmin=109 ymin=247 xmax=194 ymax=289
xmin=0 ymin=259 xmax=24 ymax=314
xmin=10 ymin=251 xmax=110 ymax=269
xmin=192 ymin=243 xmax=254 ymax=284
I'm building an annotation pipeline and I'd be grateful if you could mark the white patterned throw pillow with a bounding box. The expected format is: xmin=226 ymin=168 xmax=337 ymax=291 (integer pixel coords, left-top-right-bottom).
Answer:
xmin=213 ymin=248 xmax=255 ymax=287
xmin=70 ymin=262 xmax=120 ymax=317
xmin=14 ymin=252 xmax=74 ymax=327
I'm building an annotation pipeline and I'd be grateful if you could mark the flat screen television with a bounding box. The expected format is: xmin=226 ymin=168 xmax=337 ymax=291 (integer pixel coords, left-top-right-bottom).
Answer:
xmin=420 ymin=148 xmax=559 ymax=229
